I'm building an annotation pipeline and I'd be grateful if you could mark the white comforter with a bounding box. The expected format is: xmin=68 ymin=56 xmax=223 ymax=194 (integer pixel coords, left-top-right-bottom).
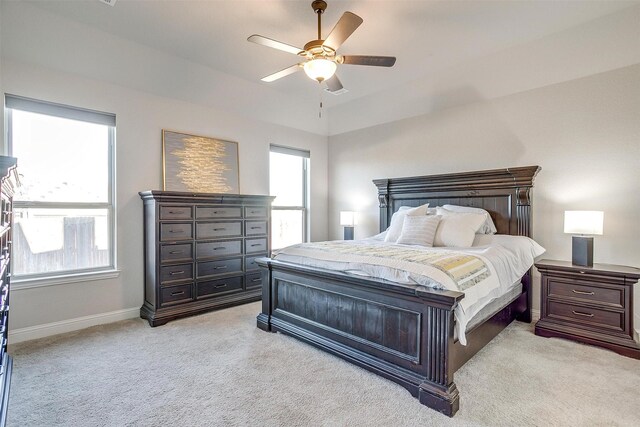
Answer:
xmin=273 ymin=234 xmax=545 ymax=345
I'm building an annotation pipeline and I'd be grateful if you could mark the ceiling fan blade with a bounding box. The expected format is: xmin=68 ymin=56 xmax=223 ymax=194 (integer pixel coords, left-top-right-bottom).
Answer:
xmin=325 ymin=75 xmax=344 ymax=92
xmin=323 ymin=12 xmax=363 ymax=51
xmin=248 ymin=34 xmax=303 ymax=56
xmin=340 ymin=55 xmax=396 ymax=67
xmin=261 ymin=63 xmax=303 ymax=83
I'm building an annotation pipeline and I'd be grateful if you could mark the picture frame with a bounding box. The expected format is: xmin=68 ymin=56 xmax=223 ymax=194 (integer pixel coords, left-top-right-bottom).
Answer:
xmin=162 ymin=130 xmax=240 ymax=194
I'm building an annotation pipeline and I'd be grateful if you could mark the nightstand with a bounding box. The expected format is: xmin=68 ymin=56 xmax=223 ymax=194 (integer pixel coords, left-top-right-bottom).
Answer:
xmin=535 ymin=260 xmax=640 ymax=359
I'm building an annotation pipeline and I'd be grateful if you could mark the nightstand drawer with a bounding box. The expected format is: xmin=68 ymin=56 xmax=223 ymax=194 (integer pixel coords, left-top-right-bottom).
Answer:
xmin=547 ymin=279 xmax=623 ymax=309
xmin=547 ymin=300 xmax=624 ymax=333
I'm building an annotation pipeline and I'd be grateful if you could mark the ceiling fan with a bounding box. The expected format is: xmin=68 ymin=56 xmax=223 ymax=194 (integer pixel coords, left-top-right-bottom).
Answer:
xmin=247 ymin=0 xmax=396 ymax=93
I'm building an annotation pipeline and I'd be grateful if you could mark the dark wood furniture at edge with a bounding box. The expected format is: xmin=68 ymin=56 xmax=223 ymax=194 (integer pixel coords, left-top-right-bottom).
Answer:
xmin=257 ymin=165 xmax=540 ymax=417
xmin=0 ymin=157 xmax=18 ymax=427
xmin=139 ymin=191 xmax=274 ymax=326
xmin=535 ymin=260 xmax=640 ymax=359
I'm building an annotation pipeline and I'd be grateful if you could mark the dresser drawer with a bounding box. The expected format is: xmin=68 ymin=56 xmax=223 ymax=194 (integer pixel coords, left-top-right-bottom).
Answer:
xmin=160 ymin=243 xmax=193 ymax=263
xmin=197 ymin=276 xmax=243 ymax=298
xmin=245 ymin=272 xmax=262 ymax=290
xmin=160 ymin=284 xmax=193 ymax=306
xmin=160 ymin=263 xmax=194 ymax=284
xmin=196 ymin=206 xmax=242 ymax=219
xmin=196 ymin=221 xmax=242 ymax=239
xmin=196 ymin=240 xmax=242 ymax=259
xmin=245 ymin=206 xmax=267 ymax=218
xmin=159 ymin=205 xmax=192 ymax=220
xmin=245 ymin=253 xmax=266 ymax=272
xmin=547 ymin=279 xmax=623 ymax=309
xmin=197 ymin=257 xmax=243 ymax=278
xmin=160 ymin=223 xmax=193 ymax=241
xmin=246 ymin=238 xmax=267 ymax=254
xmin=246 ymin=221 xmax=267 ymax=236
xmin=547 ymin=300 xmax=624 ymax=333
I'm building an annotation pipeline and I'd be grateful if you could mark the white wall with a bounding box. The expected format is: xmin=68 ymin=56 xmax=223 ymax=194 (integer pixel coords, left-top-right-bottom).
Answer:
xmin=328 ymin=65 xmax=640 ymax=328
xmin=0 ymin=8 xmax=329 ymax=338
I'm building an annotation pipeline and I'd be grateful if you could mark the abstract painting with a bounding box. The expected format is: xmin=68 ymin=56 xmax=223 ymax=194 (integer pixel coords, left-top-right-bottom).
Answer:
xmin=163 ymin=130 xmax=239 ymax=193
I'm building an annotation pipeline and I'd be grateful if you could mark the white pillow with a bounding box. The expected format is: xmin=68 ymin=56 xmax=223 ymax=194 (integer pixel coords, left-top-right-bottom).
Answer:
xmin=396 ymin=215 xmax=442 ymax=247
xmin=472 ymin=234 xmax=546 ymax=258
xmin=384 ymin=204 xmax=429 ymax=242
xmin=434 ymin=207 xmax=486 ymax=247
xmin=441 ymin=204 xmax=497 ymax=234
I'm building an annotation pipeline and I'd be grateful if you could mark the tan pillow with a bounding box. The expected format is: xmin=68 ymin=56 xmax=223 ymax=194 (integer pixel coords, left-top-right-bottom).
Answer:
xmin=396 ymin=215 xmax=442 ymax=247
xmin=384 ymin=204 xmax=429 ymax=242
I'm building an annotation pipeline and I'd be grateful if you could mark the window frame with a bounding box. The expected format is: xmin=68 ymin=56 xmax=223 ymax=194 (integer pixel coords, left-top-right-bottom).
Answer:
xmin=269 ymin=145 xmax=310 ymax=249
xmin=5 ymin=95 xmax=118 ymax=285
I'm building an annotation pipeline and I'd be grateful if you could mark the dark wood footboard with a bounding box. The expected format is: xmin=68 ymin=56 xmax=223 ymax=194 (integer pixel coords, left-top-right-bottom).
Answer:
xmin=257 ymin=257 xmax=465 ymax=416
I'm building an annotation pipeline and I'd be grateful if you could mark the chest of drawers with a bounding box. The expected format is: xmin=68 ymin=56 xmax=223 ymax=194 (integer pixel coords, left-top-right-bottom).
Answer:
xmin=0 ymin=157 xmax=18 ymax=426
xmin=139 ymin=191 xmax=273 ymax=326
xmin=535 ymin=259 xmax=640 ymax=359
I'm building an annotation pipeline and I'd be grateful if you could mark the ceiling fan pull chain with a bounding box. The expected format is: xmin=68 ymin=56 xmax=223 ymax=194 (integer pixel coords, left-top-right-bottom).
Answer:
xmin=318 ymin=82 xmax=323 ymax=118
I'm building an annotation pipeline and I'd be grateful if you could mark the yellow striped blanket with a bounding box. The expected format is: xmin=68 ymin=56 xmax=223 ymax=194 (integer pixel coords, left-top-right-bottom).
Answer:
xmin=274 ymin=240 xmax=491 ymax=292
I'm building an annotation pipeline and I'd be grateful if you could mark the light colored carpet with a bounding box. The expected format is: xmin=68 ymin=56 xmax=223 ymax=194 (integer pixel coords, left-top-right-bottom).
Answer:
xmin=7 ymin=302 xmax=640 ymax=427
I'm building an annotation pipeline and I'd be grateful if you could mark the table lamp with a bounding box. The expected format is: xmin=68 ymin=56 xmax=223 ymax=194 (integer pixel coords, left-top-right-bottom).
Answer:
xmin=340 ymin=211 xmax=355 ymax=240
xmin=564 ymin=210 xmax=603 ymax=267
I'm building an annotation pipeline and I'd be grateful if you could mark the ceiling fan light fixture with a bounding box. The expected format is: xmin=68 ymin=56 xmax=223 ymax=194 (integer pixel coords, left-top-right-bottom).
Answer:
xmin=303 ymin=58 xmax=337 ymax=82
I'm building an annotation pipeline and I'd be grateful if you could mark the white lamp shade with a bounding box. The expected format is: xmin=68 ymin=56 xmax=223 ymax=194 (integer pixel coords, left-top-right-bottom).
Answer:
xmin=340 ymin=211 xmax=356 ymax=227
xmin=564 ymin=211 xmax=604 ymax=235
xmin=303 ymin=58 xmax=337 ymax=82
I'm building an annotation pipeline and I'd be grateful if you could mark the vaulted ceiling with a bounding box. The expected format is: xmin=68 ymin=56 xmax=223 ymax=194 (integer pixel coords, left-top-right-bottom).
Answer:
xmin=13 ymin=0 xmax=640 ymax=135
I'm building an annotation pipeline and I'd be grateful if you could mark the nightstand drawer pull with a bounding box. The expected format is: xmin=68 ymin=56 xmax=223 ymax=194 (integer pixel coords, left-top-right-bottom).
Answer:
xmin=572 ymin=289 xmax=595 ymax=296
xmin=572 ymin=310 xmax=594 ymax=318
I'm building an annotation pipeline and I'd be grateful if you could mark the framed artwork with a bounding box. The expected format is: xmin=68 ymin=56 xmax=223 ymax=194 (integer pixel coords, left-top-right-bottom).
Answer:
xmin=162 ymin=130 xmax=239 ymax=193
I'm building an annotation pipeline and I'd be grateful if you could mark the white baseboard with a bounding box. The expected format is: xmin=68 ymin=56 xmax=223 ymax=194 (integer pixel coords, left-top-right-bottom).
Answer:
xmin=531 ymin=308 xmax=540 ymax=320
xmin=9 ymin=307 xmax=140 ymax=344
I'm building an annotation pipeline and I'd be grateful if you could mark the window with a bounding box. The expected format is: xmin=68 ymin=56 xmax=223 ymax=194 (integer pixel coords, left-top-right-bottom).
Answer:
xmin=6 ymin=95 xmax=116 ymax=280
xmin=269 ymin=145 xmax=310 ymax=250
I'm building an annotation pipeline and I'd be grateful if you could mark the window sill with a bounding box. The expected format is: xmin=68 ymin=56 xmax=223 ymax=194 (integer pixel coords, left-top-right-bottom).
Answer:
xmin=12 ymin=269 xmax=121 ymax=290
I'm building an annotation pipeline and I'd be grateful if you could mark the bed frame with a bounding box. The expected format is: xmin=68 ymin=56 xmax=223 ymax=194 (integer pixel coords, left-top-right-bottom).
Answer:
xmin=256 ymin=166 xmax=540 ymax=416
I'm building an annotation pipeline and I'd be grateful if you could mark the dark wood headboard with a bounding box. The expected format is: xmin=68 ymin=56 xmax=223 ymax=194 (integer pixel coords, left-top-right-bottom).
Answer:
xmin=373 ymin=166 xmax=541 ymax=237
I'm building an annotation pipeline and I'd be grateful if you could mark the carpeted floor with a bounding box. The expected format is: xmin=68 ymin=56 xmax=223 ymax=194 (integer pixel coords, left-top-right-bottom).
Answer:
xmin=6 ymin=302 xmax=640 ymax=426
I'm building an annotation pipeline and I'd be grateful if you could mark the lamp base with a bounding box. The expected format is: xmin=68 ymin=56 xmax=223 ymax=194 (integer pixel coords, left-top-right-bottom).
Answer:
xmin=343 ymin=226 xmax=354 ymax=240
xmin=572 ymin=236 xmax=593 ymax=267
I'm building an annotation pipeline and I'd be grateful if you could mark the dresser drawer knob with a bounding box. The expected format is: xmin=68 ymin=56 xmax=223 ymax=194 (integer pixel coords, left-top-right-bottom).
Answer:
xmin=169 ymin=271 xmax=185 ymax=275
xmin=251 ymin=243 xmax=262 ymax=247
xmin=213 ymin=228 xmax=226 ymax=231
xmin=572 ymin=289 xmax=594 ymax=296
xmin=215 ymin=284 xmax=227 ymax=289
xmin=251 ymin=278 xmax=261 ymax=283
xmin=250 ymin=226 xmax=261 ymax=229
xmin=572 ymin=310 xmax=594 ymax=318
xmin=171 ymin=291 xmax=185 ymax=296
xmin=213 ymin=211 xmax=226 ymax=214
xmin=213 ymin=247 xmax=226 ymax=251
xmin=214 ymin=266 xmax=227 ymax=270
xmin=169 ymin=250 xmax=183 ymax=255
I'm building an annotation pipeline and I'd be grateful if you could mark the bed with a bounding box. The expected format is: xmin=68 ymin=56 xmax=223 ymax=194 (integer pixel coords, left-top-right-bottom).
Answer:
xmin=256 ymin=166 xmax=541 ymax=416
